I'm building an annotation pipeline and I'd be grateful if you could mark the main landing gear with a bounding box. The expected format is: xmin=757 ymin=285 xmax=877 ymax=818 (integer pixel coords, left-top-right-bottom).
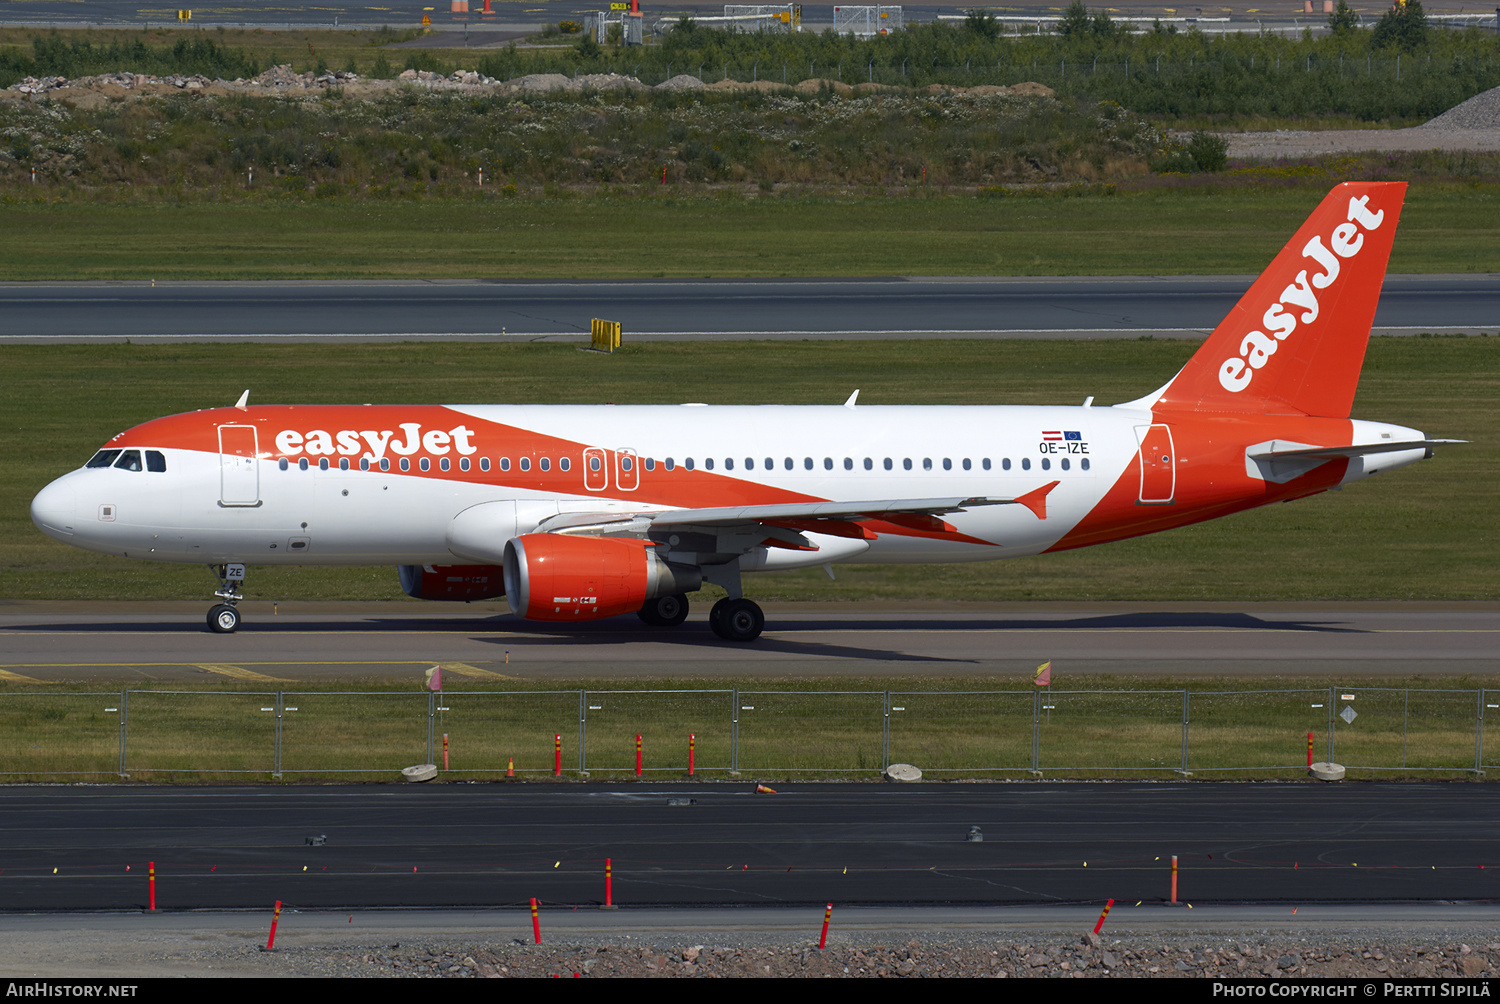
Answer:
xmin=637 ymin=593 xmax=691 ymax=627
xmin=709 ymin=597 xmax=764 ymax=643
xmin=635 ymin=594 xmax=765 ymax=641
xmin=207 ymin=562 xmax=246 ymax=634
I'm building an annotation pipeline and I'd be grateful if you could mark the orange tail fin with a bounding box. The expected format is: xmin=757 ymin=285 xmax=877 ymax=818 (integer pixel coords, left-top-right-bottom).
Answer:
xmin=1151 ymin=181 xmax=1406 ymax=419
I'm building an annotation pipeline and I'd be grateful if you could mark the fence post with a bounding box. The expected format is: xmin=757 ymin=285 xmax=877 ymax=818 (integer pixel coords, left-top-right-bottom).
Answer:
xmin=119 ymin=690 xmax=128 ymax=779
xmin=882 ymin=692 xmax=890 ymax=769
xmin=1327 ymin=686 xmax=1336 ymax=764
xmin=1476 ymin=689 xmax=1485 ymax=774
xmin=1031 ymin=689 xmax=1041 ymax=773
xmin=1181 ymin=690 xmax=1190 ymax=774
xmin=427 ymin=691 xmax=435 ymax=765
xmin=731 ymin=688 xmax=740 ymax=774
xmin=274 ymin=690 xmax=283 ymax=779
xmin=578 ymin=690 xmax=586 ymax=773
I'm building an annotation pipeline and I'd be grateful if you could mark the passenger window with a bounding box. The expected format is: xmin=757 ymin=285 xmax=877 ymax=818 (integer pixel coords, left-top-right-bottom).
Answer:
xmin=705 ymin=458 xmax=714 ymax=470
xmin=539 ymin=458 xmax=550 ymax=472
xmin=1082 ymin=458 xmax=1090 ymax=471
xmin=439 ymin=457 xmax=449 ymax=472
xmin=665 ymin=458 xmax=675 ymax=471
xmin=519 ymin=458 xmax=530 ymax=472
xmin=903 ymin=458 xmax=912 ymax=470
xmin=279 ymin=458 xmax=289 ymax=471
xmin=299 ymin=458 xmax=310 ymax=471
xmin=86 ymin=450 xmax=122 ymax=469
xmin=589 ymin=456 xmax=600 ymax=472
xmin=962 ymin=458 xmax=971 ymax=471
xmin=320 ymin=458 xmax=330 ymax=471
xmin=361 ymin=458 xmax=371 ymax=471
xmin=804 ymin=458 xmax=813 ymax=470
xmin=864 ymin=458 xmax=873 ymax=470
xmin=643 ymin=458 xmax=654 ymax=471
xmin=1061 ymin=458 xmax=1070 ymax=471
xmin=724 ymin=458 xmax=733 ymax=471
xmin=983 ymin=458 xmax=992 ymax=471
xmin=784 ymin=458 xmax=793 ymax=471
xmin=380 ymin=458 xmax=391 ymax=471
xmin=560 ymin=457 xmax=571 ymax=472
xmin=400 ymin=458 xmax=410 ymax=472
xmin=1021 ymin=458 xmax=1031 ymax=471
xmin=823 ymin=458 xmax=833 ymax=471
xmin=923 ymin=458 xmax=932 ymax=471
xmin=1041 ymin=458 xmax=1051 ymax=471
xmin=500 ymin=458 xmax=511 ymax=471
xmin=479 ymin=457 xmax=490 ymax=472
xmin=942 ymin=458 xmax=952 ymax=471
xmin=418 ymin=458 xmax=429 ymax=472
xmin=843 ymin=458 xmax=853 ymax=470
xmin=459 ymin=457 xmax=469 ymax=472
xmin=114 ymin=450 xmax=143 ymax=472
xmin=884 ymin=458 xmax=893 ymax=471
xmin=1002 ymin=458 xmax=1010 ymax=471
xmin=764 ymin=458 xmax=773 ymax=470
xmin=685 ymin=458 xmax=695 ymax=471
xmin=146 ymin=451 xmax=167 ymax=473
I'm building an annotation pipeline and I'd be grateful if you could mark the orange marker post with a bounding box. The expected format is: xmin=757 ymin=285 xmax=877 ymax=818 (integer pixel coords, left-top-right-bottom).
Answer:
xmin=530 ymin=897 xmax=542 ymax=944
xmin=1307 ymin=732 xmax=1314 ymax=767
xmin=605 ymin=858 xmax=614 ymax=908
xmin=688 ymin=733 xmax=696 ymax=776
xmin=635 ymin=734 xmax=643 ymax=777
xmin=1171 ymin=855 xmax=1179 ymax=905
xmin=266 ymin=900 xmax=283 ymax=951
xmin=554 ymin=734 xmax=562 ymax=777
xmin=148 ymin=861 xmax=156 ymax=911
xmin=1093 ymin=898 xmax=1114 ymax=934
xmin=507 ymin=757 xmax=515 ymax=778
xmin=818 ymin=903 xmax=832 ymax=949
xmin=443 ymin=733 xmax=450 ymax=771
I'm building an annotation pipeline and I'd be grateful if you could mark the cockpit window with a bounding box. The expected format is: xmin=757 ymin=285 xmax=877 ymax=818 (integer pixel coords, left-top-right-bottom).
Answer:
xmin=85 ymin=450 xmax=121 ymax=469
xmin=146 ymin=450 xmax=167 ymax=473
xmin=113 ymin=450 xmax=143 ymax=472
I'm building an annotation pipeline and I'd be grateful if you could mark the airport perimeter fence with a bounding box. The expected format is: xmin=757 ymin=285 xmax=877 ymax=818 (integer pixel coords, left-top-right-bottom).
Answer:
xmin=2 ymin=686 xmax=1498 ymax=781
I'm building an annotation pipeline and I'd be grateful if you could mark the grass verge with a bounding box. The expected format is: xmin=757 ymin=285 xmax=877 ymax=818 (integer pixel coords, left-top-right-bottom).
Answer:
xmin=1 ymin=676 xmax=1493 ymax=782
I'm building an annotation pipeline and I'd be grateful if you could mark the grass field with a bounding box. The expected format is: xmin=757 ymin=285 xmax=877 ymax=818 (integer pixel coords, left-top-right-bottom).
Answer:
xmin=1 ymin=677 xmax=1493 ymax=781
xmin=2 ymin=185 xmax=1498 ymax=279
xmin=4 ymin=335 xmax=1495 ymax=604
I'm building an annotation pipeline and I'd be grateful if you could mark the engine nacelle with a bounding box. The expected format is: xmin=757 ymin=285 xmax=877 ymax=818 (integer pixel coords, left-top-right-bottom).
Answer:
xmin=398 ymin=564 xmax=506 ymax=601
xmin=502 ymin=534 xmax=702 ymax=622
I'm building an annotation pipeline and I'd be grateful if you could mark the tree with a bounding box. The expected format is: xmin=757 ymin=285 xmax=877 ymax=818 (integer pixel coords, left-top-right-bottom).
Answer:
xmin=964 ymin=9 xmax=1001 ymax=39
xmin=1057 ymin=0 xmax=1092 ymax=38
xmin=1327 ymin=0 xmax=1359 ymax=34
xmin=1371 ymin=0 xmax=1428 ymax=52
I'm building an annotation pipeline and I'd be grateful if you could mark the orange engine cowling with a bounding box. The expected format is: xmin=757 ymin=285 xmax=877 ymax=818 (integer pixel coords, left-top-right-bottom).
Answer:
xmin=503 ymin=534 xmax=701 ymax=622
xmin=398 ymin=564 xmax=506 ymax=601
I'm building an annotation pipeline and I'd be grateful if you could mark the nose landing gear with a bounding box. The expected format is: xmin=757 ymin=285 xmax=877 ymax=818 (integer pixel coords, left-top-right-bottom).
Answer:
xmin=207 ymin=562 xmax=246 ymax=634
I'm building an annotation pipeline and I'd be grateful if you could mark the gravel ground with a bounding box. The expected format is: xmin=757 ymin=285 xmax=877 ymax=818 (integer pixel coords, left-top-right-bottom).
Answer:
xmin=9 ymin=914 xmax=1500 ymax=979
xmin=1226 ymin=84 xmax=1500 ymax=157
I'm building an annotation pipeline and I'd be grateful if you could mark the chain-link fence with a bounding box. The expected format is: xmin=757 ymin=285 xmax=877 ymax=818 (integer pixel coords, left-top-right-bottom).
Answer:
xmin=2 ymin=686 xmax=1497 ymax=781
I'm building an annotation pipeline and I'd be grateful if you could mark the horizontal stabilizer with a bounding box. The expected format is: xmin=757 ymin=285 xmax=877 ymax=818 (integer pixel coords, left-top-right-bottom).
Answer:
xmin=1248 ymin=439 xmax=1465 ymax=461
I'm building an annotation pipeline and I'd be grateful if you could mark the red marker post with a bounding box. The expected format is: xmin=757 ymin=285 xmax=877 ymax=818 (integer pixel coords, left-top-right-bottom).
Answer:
xmin=443 ymin=733 xmax=450 ymax=771
xmin=605 ymin=858 xmax=614 ymax=908
xmin=148 ymin=861 xmax=156 ymax=911
xmin=1093 ymin=898 xmax=1114 ymax=934
xmin=818 ymin=903 xmax=833 ymax=949
xmin=266 ymin=900 xmax=283 ymax=951
xmin=1307 ymin=732 xmax=1314 ymax=768
xmin=554 ymin=734 xmax=562 ymax=777
xmin=635 ymin=734 xmax=643 ymax=777
xmin=688 ymin=733 xmax=696 ymax=777
xmin=530 ymin=897 xmax=542 ymax=944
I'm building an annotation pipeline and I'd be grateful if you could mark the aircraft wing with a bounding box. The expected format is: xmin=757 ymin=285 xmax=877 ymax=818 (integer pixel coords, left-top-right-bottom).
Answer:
xmin=536 ymin=484 xmax=1060 ymax=539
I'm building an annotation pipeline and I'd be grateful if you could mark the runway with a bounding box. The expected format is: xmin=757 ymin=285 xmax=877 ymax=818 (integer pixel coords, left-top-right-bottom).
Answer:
xmin=2 ymin=782 xmax=1499 ymax=910
xmin=2 ymin=603 xmax=1496 ymax=682
xmin=1 ymin=275 xmax=1495 ymax=343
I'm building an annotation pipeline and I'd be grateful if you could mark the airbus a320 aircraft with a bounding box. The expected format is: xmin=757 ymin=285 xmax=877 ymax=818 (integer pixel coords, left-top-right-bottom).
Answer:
xmin=31 ymin=182 xmax=1458 ymax=641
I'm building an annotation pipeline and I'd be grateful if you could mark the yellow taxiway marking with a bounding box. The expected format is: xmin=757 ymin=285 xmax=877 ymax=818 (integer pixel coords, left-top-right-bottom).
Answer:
xmin=193 ymin=663 xmax=295 ymax=682
xmin=438 ymin=662 xmax=520 ymax=680
xmin=0 ymin=668 xmax=46 ymax=683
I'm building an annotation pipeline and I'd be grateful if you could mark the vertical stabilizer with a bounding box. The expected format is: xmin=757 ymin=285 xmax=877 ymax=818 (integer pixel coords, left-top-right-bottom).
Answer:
xmin=1153 ymin=182 xmax=1406 ymax=419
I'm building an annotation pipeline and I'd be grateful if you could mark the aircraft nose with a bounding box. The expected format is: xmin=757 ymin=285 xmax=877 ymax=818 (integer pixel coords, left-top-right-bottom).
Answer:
xmin=31 ymin=478 xmax=77 ymax=541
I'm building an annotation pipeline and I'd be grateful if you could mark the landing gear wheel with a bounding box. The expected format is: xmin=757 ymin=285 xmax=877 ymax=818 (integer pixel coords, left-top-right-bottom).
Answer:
xmin=709 ymin=598 xmax=764 ymax=642
xmin=207 ymin=604 xmax=241 ymax=634
xmin=638 ymin=594 xmax=690 ymax=627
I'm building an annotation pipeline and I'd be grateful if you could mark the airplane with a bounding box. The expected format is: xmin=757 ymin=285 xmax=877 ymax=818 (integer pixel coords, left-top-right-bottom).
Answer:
xmin=30 ymin=181 xmax=1460 ymax=641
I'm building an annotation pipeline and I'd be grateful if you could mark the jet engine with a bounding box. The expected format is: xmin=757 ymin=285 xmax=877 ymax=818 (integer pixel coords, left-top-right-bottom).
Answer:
xmin=397 ymin=564 xmax=506 ymax=601
xmin=502 ymin=534 xmax=702 ymax=622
